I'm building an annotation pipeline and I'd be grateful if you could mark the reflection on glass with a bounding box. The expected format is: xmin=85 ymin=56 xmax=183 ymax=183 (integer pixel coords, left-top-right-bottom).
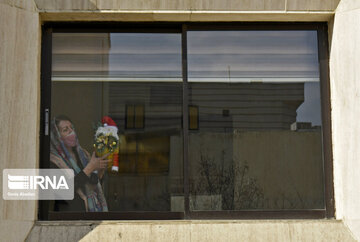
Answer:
xmin=188 ymin=31 xmax=324 ymax=211
xmin=50 ymin=33 xmax=183 ymax=212
xmin=188 ymin=31 xmax=319 ymax=82
xmin=49 ymin=30 xmax=325 ymax=214
xmin=52 ymin=33 xmax=182 ymax=81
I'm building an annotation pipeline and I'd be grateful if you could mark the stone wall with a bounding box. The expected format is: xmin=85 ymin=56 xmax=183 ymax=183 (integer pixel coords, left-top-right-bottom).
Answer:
xmin=330 ymin=0 xmax=360 ymax=240
xmin=27 ymin=220 xmax=356 ymax=242
xmin=0 ymin=1 xmax=40 ymax=241
xmin=34 ymin=0 xmax=339 ymax=22
xmin=33 ymin=0 xmax=340 ymax=11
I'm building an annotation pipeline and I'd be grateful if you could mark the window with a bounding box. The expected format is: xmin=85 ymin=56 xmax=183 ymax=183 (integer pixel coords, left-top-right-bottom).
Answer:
xmin=188 ymin=29 xmax=325 ymax=213
xmin=125 ymin=104 xmax=145 ymax=129
xmin=40 ymin=23 xmax=333 ymax=220
xmin=189 ymin=106 xmax=199 ymax=130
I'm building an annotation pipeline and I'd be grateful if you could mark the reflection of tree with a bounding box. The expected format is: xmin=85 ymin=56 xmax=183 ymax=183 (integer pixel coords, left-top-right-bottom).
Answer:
xmin=190 ymin=152 xmax=264 ymax=210
xmin=272 ymin=181 xmax=307 ymax=209
xmin=233 ymin=162 xmax=264 ymax=209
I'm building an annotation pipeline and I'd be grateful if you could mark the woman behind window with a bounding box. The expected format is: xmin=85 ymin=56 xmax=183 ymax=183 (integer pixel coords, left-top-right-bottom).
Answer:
xmin=50 ymin=115 xmax=109 ymax=212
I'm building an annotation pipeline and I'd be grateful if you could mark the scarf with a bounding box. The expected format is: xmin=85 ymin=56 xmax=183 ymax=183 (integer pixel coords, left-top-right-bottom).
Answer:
xmin=50 ymin=118 xmax=108 ymax=212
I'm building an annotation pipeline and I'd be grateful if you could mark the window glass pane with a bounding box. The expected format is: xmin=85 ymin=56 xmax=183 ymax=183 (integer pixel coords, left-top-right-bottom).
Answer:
xmin=188 ymin=31 xmax=324 ymax=211
xmin=52 ymin=33 xmax=182 ymax=81
xmin=50 ymin=33 xmax=183 ymax=213
xmin=188 ymin=31 xmax=319 ymax=82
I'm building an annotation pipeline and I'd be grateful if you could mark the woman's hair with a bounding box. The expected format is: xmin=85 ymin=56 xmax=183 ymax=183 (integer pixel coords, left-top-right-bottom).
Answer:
xmin=54 ymin=115 xmax=73 ymax=128
xmin=53 ymin=115 xmax=85 ymax=169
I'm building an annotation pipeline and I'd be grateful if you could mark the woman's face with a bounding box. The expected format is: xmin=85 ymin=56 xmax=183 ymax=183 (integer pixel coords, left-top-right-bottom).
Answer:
xmin=57 ymin=120 xmax=74 ymax=138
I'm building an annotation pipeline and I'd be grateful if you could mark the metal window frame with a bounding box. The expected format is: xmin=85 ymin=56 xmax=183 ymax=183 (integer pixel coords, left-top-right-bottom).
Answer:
xmin=39 ymin=22 xmax=334 ymax=220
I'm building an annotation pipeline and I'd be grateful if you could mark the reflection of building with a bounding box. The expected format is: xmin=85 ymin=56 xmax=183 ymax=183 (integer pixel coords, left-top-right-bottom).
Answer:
xmin=103 ymin=81 xmax=322 ymax=211
xmin=189 ymin=82 xmax=305 ymax=131
xmin=108 ymin=82 xmax=182 ymax=132
xmin=107 ymin=82 xmax=306 ymax=132
xmin=51 ymin=80 xmax=321 ymax=212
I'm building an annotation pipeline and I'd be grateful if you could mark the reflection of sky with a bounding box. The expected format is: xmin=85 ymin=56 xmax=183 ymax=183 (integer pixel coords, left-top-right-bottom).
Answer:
xmin=52 ymin=32 xmax=322 ymax=126
xmin=296 ymin=82 xmax=321 ymax=126
xmin=53 ymin=31 xmax=319 ymax=82
xmin=108 ymin=33 xmax=182 ymax=77
xmin=188 ymin=31 xmax=319 ymax=80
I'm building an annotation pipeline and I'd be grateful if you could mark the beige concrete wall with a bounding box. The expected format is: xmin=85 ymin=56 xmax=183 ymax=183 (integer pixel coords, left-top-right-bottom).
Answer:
xmin=331 ymin=0 xmax=360 ymax=240
xmin=0 ymin=0 xmax=37 ymax=11
xmin=1 ymin=0 xmax=359 ymax=241
xmin=27 ymin=220 xmax=356 ymax=242
xmin=33 ymin=0 xmax=340 ymax=11
xmin=35 ymin=0 xmax=338 ymax=22
xmin=0 ymin=1 xmax=40 ymax=241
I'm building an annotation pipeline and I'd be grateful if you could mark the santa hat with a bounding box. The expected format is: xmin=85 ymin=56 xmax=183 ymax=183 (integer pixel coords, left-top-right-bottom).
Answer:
xmin=95 ymin=116 xmax=119 ymax=140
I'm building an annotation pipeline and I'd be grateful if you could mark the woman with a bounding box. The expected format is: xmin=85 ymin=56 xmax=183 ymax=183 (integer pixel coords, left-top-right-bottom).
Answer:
xmin=50 ymin=115 xmax=109 ymax=212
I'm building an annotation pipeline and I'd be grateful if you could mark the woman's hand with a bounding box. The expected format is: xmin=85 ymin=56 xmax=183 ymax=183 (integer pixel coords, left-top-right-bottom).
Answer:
xmin=83 ymin=152 xmax=110 ymax=177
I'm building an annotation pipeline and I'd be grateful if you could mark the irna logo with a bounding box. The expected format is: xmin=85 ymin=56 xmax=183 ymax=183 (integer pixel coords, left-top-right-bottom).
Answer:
xmin=7 ymin=174 xmax=69 ymax=190
xmin=3 ymin=169 xmax=74 ymax=200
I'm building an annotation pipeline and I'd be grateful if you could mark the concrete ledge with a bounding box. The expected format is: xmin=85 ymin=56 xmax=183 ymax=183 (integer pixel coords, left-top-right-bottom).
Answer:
xmin=26 ymin=220 xmax=356 ymax=242
xmin=0 ymin=220 xmax=34 ymax=242
xmin=40 ymin=11 xmax=335 ymax=22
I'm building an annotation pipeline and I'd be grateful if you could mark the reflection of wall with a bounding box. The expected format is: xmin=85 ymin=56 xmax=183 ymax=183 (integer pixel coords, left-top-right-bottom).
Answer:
xmin=51 ymin=81 xmax=184 ymax=211
xmin=108 ymin=82 xmax=182 ymax=132
xmin=117 ymin=135 xmax=170 ymax=174
xmin=51 ymin=82 xmax=104 ymax=151
xmin=105 ymin=135 xmax=183 ymax=211
xmin=234 ymin=130 xmax=324 ymax=209
xmin=189 ymin=130 xmax=324 ymax=210
xmin=106 ymin=174 xmax=170 ymax=211
xmin=108 ymin=82 xmax=304 ymax=132
xmin=190 ymin=82 xmax=304 ymax=131
xmin=189 ymin=132 xmax=234 ymax=173
xmin=51 ymin=81 xmax=321 ymax=210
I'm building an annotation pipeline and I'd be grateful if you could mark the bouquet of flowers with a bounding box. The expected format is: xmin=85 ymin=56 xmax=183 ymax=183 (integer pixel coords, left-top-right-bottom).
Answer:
xmin=94 ymin=116 xmax=120 ymax=172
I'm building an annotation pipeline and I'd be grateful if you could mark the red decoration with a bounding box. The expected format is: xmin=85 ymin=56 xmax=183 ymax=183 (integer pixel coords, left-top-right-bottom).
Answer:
xmin=101 ymin=116 xmax=117 ymax=127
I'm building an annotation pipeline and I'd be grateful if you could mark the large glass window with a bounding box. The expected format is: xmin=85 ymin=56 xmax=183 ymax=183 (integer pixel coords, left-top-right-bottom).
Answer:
xmin=41 ymin=24 xmax=332 ymax=219
xmin=49 ymin=32 xmax=184 ymax=214
xmin=187 ymin=31 xmax=324 ymax=211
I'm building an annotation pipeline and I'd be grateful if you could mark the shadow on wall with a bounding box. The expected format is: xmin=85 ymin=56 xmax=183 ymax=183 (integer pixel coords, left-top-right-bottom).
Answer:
xmin=26 ymin=223 xmax=94 ymax=241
